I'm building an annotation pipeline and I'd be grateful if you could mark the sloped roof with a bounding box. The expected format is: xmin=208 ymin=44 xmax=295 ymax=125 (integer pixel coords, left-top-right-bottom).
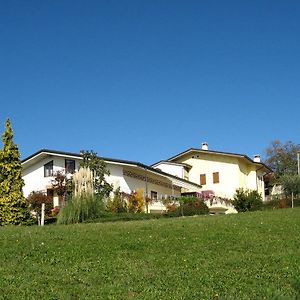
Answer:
xmin=151 ymin=160 xmax=192 ymax=169
xmin=22 ymin=149 xmax=202 ymax=189
xmin=160 ymin=148 xmax=272 ymax=173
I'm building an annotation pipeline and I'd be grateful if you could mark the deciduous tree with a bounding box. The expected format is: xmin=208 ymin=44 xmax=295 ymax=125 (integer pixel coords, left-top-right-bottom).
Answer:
xmin=80 ymin=150 xmax=113 ymax=197
xmin=27 ymin=191 xmax=53 ymax=220
xmin=51 ymin=171 xmax=72 ymax=206
xmin=280 ymin=174 xmax=300 ymax=198
xmin=265 ymin=140 xmax=300 ymax=179
xmin=264 ymin=140 xmax=300 ymax=199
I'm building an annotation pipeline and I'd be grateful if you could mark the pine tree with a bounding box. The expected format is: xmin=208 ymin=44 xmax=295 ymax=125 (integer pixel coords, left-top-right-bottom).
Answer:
xmin=0 ymin=119 xmax=31 ymax=225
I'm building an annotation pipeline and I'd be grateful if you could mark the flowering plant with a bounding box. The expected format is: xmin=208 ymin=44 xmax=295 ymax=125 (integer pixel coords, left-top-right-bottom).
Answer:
xmin=51 ymin=206 xmax=60 ymax=216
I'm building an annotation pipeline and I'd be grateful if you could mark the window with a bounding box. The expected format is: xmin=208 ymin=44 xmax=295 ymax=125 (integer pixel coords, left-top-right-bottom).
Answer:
xmin=200 ymin=174 xmax=206 ymax=185
xmin=213 ymin=172 xmax=220 ymax=184
xmin=44 ymin=161 xmax=53 ymax=177
xmin=65 ymin=159 xmax=75 ymax=174
xmin=151 ymin=191 xmax=158 ymax=200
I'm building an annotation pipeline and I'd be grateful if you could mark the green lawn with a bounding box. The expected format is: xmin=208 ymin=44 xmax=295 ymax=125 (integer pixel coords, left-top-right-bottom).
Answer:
xmin=1 ymin=209 xmax=300 ymax=299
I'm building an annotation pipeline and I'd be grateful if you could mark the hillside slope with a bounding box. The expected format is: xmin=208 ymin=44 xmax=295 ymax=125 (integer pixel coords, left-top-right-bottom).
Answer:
xmin=0 ymin=209 xmax=300 ymax=299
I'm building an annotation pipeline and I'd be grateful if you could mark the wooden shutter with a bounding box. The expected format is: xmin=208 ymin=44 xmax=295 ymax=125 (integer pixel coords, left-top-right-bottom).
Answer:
xmin=213 ymin=172 xmax=219 ymax=184
xmin=200 ymin=174 xmax=206 ymax=185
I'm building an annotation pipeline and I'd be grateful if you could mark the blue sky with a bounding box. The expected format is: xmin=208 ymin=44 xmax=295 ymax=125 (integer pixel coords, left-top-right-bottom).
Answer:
xmin=1 ymin=0 xmax=299 ymax=164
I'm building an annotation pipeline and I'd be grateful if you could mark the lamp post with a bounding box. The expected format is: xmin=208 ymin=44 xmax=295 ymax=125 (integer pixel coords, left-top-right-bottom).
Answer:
xmin=294 ymin=150 xmax=300 ymax=209
xmin=297 ymin=152 xmax=300 ymax=175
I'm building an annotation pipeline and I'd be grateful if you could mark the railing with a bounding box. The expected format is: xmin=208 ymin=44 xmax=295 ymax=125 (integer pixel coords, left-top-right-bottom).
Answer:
xmin=203 ymin=196 xmax=237 ymax=214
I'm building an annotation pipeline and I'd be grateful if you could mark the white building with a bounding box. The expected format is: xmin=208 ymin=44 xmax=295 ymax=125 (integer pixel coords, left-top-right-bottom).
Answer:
xmin=22 ymin=149 xmax=202 ymax=213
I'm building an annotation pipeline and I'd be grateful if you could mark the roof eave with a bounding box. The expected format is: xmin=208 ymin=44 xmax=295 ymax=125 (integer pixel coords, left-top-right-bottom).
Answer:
xmin=22 ymin=149 xmax=202 ymax=189
xmin=164 ymin=148 xmax=272 ymax=172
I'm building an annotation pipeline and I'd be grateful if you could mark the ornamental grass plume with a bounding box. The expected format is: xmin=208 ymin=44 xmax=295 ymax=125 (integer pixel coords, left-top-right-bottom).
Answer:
xmin=73 ymin=167 xmax=94 ymax=197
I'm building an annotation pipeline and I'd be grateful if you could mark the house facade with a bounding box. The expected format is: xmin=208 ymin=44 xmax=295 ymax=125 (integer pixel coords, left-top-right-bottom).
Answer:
xmin=152 ymin=143 xmax=272 ymax=201
xmin=22 ymin=149 xmax=202 ymax=213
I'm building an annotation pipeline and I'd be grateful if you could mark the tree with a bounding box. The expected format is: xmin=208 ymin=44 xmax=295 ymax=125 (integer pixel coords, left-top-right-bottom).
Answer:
xmin=280 ymin=174 xmax=300 ymax=198
xmin=27 ymin=191 xmax=53 ymax=221
xmin=80 ymin=150 xmax=113 ymax=197
xmin=264 ymin=140 xmax=300 ymax=200
xmin=265 ymin=140 xmax=300 ymax=180
xmin=51 ymin=171 xmax=72 ymax=206
xmin=0 ymin=119 xmax=32 ymax=225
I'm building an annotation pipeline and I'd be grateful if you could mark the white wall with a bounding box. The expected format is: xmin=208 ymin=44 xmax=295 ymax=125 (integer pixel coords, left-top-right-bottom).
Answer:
xmin=105 ymin=164 xmax=130 ymax=193
xmin=124 ymin=172 xmax=180 ymax=199
xmin=153 ymin=162 xmax=184 ymax=178
xmin=22 ymin=155 xmax=181 ymax=211
xmin=22 ymin=156 xmax=81 ymax=197
xmin=107 ymin=165 xmax=181 ymax=212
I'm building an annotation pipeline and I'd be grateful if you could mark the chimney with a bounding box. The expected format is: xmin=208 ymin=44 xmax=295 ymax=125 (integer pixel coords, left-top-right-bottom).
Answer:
xmin=253 ymin=154 xmax=261 ymax=163
xmin=201 ymin=142 xmax=208 ymax=150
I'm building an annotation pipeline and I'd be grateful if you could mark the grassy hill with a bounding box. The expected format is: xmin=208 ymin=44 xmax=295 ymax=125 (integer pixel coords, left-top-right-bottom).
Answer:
xmin=1 ymin=208 xmax=300 ymax=299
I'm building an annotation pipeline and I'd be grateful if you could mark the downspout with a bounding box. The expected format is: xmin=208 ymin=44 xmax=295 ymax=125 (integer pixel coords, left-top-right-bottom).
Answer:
xmin=172 ymin=182 xmax=174 ymax=198
xmin=145 ymin=168 xmax=148 ymax=197
xmin=144 ymin=168 xmax=149 ymax=213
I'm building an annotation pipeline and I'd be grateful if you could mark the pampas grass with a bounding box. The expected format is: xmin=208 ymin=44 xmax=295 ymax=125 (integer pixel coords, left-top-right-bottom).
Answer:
xmin=57 ymin=194 xmax=105 ymax=224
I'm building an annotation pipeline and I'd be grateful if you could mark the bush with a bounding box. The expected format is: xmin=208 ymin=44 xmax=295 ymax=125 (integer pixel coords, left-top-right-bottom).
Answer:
xmin=166 ymin=197 xmax=209 ymax=217
xmin=57 ymin=194 xmax=105 ymax=224
xmin=263 ymin=196 xmax=300 ymax=210
xmin=106 ymin=187 xmax=127 ymax=213
xmin=127 ymin=189 xmax=145 ymax=213
xmin=51 ymin=206 xmax=60 ymax=216
xmin=232 ymin=189 xmax=263 ymax=212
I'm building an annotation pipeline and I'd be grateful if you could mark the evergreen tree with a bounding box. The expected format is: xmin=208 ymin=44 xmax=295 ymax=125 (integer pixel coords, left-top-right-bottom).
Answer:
xmin=0 ymin=119 xmax=31 ymax=225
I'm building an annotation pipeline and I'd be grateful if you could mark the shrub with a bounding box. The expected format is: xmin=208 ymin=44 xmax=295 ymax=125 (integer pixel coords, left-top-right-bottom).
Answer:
xmin=51 ymin=206 xmax=60 ymax=216
xmin=180 ymin=197 xmax=209 ymax=216
xmin=166 ymin=196 xmax=209 ymax=217
xmin=106 ymin=187 xmax=127 ymax=213
xmin=165 ymin=203 xmax=177 ymax=213
xmin=127 ymin=189 xmax=145 ymax=213
xmin=57 ymin=194 xmax=105 ymax=224
xmin=232 ymin=188 xmax=263 ymax=212
xmin=263 ymin=196 xmax=300 ymax=210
